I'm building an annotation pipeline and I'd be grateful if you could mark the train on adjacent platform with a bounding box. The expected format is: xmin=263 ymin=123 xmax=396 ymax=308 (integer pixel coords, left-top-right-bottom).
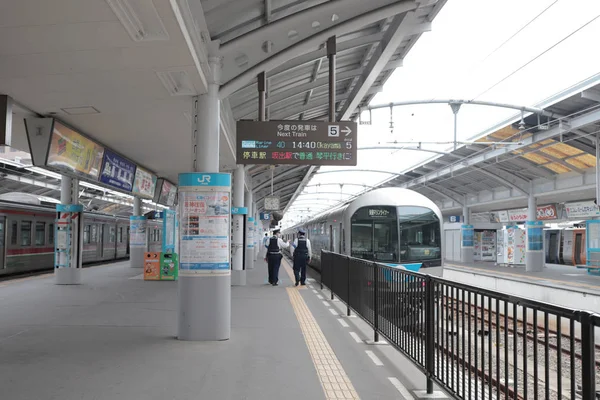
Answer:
xmin=0 ymin=200 xmax=163 ymax=277
xmin=282 ymin=188 xmax=443 ymax=272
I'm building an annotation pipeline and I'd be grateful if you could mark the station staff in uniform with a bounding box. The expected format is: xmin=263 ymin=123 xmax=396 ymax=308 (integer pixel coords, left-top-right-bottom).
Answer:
xmin=291 ymin=229 xmax=312 ymax=286
xmin=264 ymin=229 xmax=289 ymax=286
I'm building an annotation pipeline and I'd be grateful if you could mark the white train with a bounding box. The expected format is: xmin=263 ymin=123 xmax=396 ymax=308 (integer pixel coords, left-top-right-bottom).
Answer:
xmin=282 ymin=188 xmax=443 ymax=272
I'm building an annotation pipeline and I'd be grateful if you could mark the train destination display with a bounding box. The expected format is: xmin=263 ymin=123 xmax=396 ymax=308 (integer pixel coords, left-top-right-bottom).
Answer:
xmin=236 ymin=120 xmax=357 ymax=166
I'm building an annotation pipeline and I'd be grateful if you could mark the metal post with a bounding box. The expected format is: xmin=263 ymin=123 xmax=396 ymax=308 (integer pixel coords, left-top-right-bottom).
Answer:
xmin=178 ymin=56 xmax=231 ymax=341
xmin=525 ymin=182 xmax=543 ymax=272
xmin=346 ymin=256 xmax=351 ymax=317
xmin=373 ymin=262 xmax=379 ymax=343
xmin=130 ymin=196 xmax=145 ymax=269
xmin=258 ymin=72 xmax=266 ymax=122
xmin=327 ymin=36 xmax=336 ymax=123
xmin=450 ymin=103 xmax=461 ymax=151
xmin=133 ymin=196 xmax=141 ymax=216
xmin=580 ymin=311 xmax=596 ymax=400
xmin=425 ymin=276 xmax=435 ymax=394
xmin=61 ymin=175 xmax=72 ymax=204
xmin=232 ymin=166 xmax=246 ymax=286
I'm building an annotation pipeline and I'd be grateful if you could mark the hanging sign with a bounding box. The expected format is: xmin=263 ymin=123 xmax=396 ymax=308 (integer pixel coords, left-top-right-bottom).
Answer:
xmin=178 ymin=173 xmax=231 ymax=274
xmin=132 ymin=167 xmax=157 ymax=199
xmin=260 ymin=212 xmax=271 ymax=220
xmin=565 ymin=201 xmax=600 ymax=219
xmin=536 ymin=204 xmax=558 ymax=220
xmin=264 ymin=196 xmax=280 ymax=211
xmin=155 ymin=179 xmax=177 ymax=206
xmin=448 ymin=215 xmax=461 ymax=223
xmin=490 ymin=211 xmax=509 ymax=223
xmin=236 ymin=120 xmax=357 ymax=166
xmin=47 ymin=121 xmax=104 ymax=179
xmin=99 ymin=149 xmax=136 ymax=192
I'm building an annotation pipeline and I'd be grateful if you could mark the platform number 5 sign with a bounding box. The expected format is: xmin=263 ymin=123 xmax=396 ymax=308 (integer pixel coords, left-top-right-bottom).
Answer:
xmin=328 ymin=125 xmax=340 ymax=137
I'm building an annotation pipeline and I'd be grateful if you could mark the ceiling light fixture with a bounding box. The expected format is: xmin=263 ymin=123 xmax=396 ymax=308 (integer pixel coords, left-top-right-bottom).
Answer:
xmin=106 ymin=0 xmax=169 ymax=42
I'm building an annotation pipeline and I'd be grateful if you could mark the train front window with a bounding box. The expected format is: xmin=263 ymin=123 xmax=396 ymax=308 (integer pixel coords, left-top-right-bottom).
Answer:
xmin=398 ymin=206 xmax=440 ymax=263
xmin=350 ymin=206 xmax=398 ymax=262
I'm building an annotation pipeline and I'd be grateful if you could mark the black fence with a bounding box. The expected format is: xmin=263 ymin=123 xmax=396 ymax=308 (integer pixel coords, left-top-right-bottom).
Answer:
xmin=321 ymin=251 xmax=600 ymax=400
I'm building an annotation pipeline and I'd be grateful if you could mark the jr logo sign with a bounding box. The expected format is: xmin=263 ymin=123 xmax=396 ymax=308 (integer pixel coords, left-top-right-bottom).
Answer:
xmin=197 ymin=175 xmax=211 ymax=184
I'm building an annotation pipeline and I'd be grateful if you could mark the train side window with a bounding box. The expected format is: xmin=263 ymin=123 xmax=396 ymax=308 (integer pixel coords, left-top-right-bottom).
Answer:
xmin=10 ymin=221 xmax=17 ymax=245
xmin=49 ymin=224 xmax=54 ymax=244
xmin=21 ymin=221 xmax=32 ymax=246
xmin=83 ymin=225 xmax=91 ymax=244
xmin=118 ymin=227 xmax=123 ymax=243
xmin=35 ymin=222 xmax=45 ymax=246
xmin=109 ymin=227 xmax=116 ymax=243
xmin=91 ymin=225 xmax=98 ymax=243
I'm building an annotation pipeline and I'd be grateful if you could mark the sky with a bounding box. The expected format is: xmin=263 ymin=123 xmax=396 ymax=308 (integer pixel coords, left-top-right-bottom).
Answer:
xmin=282 ymin=0 xmax=600 ymax=227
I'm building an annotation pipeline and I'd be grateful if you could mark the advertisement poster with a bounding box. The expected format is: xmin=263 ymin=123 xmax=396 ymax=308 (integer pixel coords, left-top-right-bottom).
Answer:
xmin=163 ymin=210 xmax=176 ymax=250
xmin=179 ymin=190 xmax=230 ymax=270
xmin=158 ymin=180 xmax=177 ymax=206
xmin=246 ymin=217 xmax=255 ymax=249
xmin=132 ymin=167 xmax=157 ymax=199
xmin=565 ymin=201 xmax=600 ymax=219
xmin=47 ymin=122 xmax=104 ymax=178
xmin=130 ymin=216 xmax=147 ymax=247
xmin=507 ymin=227 xmax=515 ymax=263
xmin=99 ymin=149 xmax=136 ymax=192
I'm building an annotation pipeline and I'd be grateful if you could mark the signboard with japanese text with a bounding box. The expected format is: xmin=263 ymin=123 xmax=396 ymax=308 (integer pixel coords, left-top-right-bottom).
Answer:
xmin=178 ymin=173 xmax=231 ymax=274
xmin=47 ymin=121 xmax=104 ymax=179
xmin=154 ymin=178 xmax=177 ymax=206
xmin=536 ymin=204 xmax=558 ymax=220
xmin=132 ymin=167 xmax=157 ymax=199
xmin=236 ymin=120 xmax=357 ymax=166
xmin=565 ymin=201 xmax=600 ymax=219
xmin=99 ymin=149 xmax=136 ymax=192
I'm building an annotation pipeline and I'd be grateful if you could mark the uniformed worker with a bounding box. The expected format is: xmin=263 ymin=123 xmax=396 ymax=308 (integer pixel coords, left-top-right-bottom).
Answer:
xmin=291 ymin=228 xmax=312 ymax=286
xmin=264 ymin=229 xmax=289 ymax=286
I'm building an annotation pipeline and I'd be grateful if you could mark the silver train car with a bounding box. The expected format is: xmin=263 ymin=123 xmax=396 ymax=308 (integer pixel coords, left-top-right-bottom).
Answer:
xmin=0 ymin=200 xmax=163 ymax=277
xmin=282 ymin=188 xmax=443 ymax=272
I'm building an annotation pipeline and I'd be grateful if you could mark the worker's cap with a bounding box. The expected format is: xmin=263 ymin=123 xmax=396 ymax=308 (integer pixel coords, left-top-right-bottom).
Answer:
xmin=298 ymin=228 xmax=306 ymax=234
xmin=272 ymin=229 xmax=281 ymax=234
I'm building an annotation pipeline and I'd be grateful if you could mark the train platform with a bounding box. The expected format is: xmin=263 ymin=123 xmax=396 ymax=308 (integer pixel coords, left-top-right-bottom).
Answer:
xmin=0 ymin=260 xmax=448 ymax=400
xmin=444 ymin=261 xmax=600 ymax=295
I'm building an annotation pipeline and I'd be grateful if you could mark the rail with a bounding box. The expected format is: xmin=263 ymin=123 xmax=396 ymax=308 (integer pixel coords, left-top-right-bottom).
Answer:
xmin=320 ymin=251 xmax=600 ymax=400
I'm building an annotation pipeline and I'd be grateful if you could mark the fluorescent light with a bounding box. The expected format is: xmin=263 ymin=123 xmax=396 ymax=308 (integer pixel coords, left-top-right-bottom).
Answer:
xmin=106 ymin=0 xmax=169 ymax=42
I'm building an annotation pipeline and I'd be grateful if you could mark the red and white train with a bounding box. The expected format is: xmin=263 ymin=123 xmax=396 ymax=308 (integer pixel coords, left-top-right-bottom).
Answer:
xmin=0 ymin=200 xmax=163 ymax=277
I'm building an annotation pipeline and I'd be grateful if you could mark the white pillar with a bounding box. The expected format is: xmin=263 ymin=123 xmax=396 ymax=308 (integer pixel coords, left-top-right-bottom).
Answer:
xmin=231 ymin=166 xmax=246 ymax=286
xmin=245 ymin=189 xmax=255 ymax=270
xmin=253 ymin=204 xmax=259 ymax=261
xmin=525 ymin=185 xmax=544 ymax=272
xmin=461 ymin=205 xmax=474 ymax=264
xmin=129 ymin=196 xmax=146 ymax=269
xmin=178 ymin=56 xmax=231 ymax=341
xmin=55 ymin=175 xmax=81 ymax=285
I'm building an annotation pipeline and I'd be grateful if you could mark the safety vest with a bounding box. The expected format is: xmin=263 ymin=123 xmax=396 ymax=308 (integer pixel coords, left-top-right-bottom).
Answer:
xmin=268 ymin=236 xmax=280 ymax=254
xmin=295 ymin=238 xmax=308 ymax=257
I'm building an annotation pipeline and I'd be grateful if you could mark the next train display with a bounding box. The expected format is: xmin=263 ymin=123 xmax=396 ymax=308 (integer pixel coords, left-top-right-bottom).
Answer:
xmin=282 ymin=188 xmax=443 ymax=272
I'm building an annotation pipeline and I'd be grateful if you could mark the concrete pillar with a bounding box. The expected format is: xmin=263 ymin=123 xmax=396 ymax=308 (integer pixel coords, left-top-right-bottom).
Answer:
xmin=129 ymin=196 xmax=146 ymax=269
xmin=245 ymin=189 xmax=255 ymax=270
xmin=178 ymin=56 xmax=231 ymax=341
xmin=231 ymin=166 xmax=246 ymax=286
xmin=55 ymin=175 xmax=82 ymax=285
xmin=461 ymin=205 xmax=474 ymax=264
xmin=525 ymin=186 xmax=544 ymax=272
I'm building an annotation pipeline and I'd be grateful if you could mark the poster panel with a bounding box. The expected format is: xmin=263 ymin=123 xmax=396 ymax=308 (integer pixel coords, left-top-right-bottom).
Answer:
xmin=565 ymin=201 xmax=600 ymax=219
xmin=99 ymin=149 xmax=136 ymax=192
xmin=132 ymin=167 xmax=157 ymax=199
xmin=178 ymin=173 xmax=231 ymax=273
xmin=47 ymin=121 xmax=104 ymax=178
xmin=130 ymin=216 xmax=147 ymax=247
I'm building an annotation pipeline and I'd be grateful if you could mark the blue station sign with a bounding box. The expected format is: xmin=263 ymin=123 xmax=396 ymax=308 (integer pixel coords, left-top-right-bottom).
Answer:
xmin=99 ymin=149 xmax=136 ymax=192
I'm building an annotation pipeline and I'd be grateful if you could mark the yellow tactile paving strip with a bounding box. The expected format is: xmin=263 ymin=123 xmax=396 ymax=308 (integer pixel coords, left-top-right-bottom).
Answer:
xmin=286 ymin=287 xmax=360 ymax=399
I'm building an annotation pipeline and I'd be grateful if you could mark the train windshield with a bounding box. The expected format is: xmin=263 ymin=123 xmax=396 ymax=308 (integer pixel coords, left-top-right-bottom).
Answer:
xmin=350 ymin=206 xmax=399 ymax=262
xmin=398 ymin=206 xmax=441 ymax=263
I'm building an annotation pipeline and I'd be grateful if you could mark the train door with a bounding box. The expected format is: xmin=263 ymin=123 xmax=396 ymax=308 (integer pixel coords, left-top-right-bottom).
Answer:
xmin=548 ymin=233 xmax=558 ymax=264
xmin=329 ymin=225 xmax=334 ymax=252
xmin=575 ymin=233 xmax=583 ymax=265
xmin=0 ymin=217 xmax=5 ymax=269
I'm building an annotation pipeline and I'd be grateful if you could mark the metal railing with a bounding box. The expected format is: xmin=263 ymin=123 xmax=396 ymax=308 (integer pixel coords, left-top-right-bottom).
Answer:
xmin=321 ymin=251 xmax=600 ymax=400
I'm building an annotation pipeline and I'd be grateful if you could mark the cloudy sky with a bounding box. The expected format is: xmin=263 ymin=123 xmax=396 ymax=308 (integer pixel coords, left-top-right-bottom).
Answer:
xmin=282 ymin=0 xmax=600 ymax=227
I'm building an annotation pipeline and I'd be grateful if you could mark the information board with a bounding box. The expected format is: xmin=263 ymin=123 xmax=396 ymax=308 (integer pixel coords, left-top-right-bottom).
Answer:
xmin=132 ymin=167 xmax=157 ymax=199
xmin=99 ymin=149 xmax=136 ymax=192
xmin=47 ymin=121 xmax=104 ymax=179
xmin=178 ymin=173 xmax=231 ymax=274
xmin=236 ymin=120 xmax=357 ymax=166
xmin=130 ymin=216 xmax=147 ymax=247
xmin=155 ymin=179 xmax=177 ymax=206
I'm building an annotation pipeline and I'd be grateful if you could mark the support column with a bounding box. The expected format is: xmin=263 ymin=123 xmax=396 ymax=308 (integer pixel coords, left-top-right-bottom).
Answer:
xmin=178 ymin=56 xmax=231 ymax=341
xmin=231 ymin=166 xmax=247 ymax=286
xmin=245 ymin=188 xmax=255 ymax=270
xmin=327 ymin=36 xmax=336 ymax=123
xmin=129 ymin=196 xmax=146 ymax=268
xmin=254 ymin=204 xmax=259 ymax=261
xmin=461 ymin=205 xmax=474 ymax=264
xmin=55 ymin=175 xmax=82 ymax=285
xmin=525 ymin=185 xmax=544 ymax=272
